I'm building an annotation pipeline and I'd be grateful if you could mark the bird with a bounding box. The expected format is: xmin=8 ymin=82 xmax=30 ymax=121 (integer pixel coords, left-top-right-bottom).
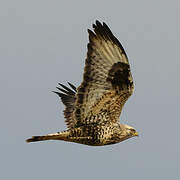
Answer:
xmin=26 ymin=20 xmax=138 ymax=146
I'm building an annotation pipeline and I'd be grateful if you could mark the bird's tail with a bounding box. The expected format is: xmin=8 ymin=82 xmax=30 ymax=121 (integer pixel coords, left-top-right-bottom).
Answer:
xmin=26 ymin=131 xmax=69 ymax=143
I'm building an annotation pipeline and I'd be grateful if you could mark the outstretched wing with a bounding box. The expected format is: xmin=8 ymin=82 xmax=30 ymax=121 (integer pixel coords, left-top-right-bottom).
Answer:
xmin=53 ymin=82 xmax=77 ymax=128
xmin=73 ymin=20 xmax=134 ymax=127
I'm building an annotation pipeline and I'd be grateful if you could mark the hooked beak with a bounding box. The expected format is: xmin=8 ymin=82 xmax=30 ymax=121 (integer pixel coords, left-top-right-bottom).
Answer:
xmin=134 ymin=132 xmax=139 ymax=136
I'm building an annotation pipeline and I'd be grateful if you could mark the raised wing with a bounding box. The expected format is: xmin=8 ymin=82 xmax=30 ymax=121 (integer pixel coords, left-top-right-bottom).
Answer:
xmin=53 ymin=82 xmax=77 ymax=128
xmin=72 ymin=20 xmax=134 ymax=127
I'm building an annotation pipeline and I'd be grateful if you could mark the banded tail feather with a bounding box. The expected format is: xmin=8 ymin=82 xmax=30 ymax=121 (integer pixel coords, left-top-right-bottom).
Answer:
xmin=26 ymin=131 xmax=69 ymax=143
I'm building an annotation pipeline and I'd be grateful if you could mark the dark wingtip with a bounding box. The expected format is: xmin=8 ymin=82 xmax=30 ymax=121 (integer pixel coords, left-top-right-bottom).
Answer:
xmin=102 ymin=22 xmax=108 ymax=27
xmin=52 ymin=82 xmax=77 ymax=106
xmin=88 ymin=29 xmax=95 ymax=35
xmin=58 ymin=83 xmax=64 ymax=87
xmin=58 ymin=83 xmax=75 ymax=95
xmin=67 ymin=82 xmax=77 ymax=92
xmin=52 ymin=90 xmax=59 ymax=95
xmin=88 ymin=29 xmax=96 ymax=41
xmin=96 ymin=20 xmax=100 ymax=24
xmin=95 ymin=20 xmax=102 ymax=27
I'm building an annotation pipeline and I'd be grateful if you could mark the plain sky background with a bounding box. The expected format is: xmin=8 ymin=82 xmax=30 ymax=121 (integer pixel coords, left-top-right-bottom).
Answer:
xmin=1 ymin=0 xmax=180 ymax=179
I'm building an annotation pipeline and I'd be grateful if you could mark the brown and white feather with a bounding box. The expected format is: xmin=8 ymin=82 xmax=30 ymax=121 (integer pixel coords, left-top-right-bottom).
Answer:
xmin=71 ymin=21 xmax=134 ymax=128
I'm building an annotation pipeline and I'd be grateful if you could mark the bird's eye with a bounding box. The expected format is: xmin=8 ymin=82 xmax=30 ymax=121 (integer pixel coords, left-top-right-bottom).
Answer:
xmin=130 ymin=129 xmax=136 ymax=133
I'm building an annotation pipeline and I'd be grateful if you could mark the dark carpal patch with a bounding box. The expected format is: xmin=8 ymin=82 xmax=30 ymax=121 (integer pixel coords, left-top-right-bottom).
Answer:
xmin=107 ymin=62 xmax=132 ymax=89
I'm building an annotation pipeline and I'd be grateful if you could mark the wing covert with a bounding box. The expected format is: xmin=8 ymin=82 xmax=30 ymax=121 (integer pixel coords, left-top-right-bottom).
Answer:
xmin=72 ymin=20 xmax=134 ymax=127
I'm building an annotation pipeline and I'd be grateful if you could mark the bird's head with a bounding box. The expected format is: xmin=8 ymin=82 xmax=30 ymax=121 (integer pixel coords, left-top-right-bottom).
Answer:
xmin=109 ymin=124 xmax=138 ymax=144
xmin=121 ymin=124 xmax=139 ymax=137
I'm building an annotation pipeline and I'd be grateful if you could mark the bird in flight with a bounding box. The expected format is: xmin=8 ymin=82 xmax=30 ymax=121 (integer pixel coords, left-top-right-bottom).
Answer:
xmin=26 ymin=20 xmax=138 ymax=146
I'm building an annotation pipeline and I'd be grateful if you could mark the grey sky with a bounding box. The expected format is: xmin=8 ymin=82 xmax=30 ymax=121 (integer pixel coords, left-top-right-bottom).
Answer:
xmin=0 ymin=0 xmax=180 ymax=179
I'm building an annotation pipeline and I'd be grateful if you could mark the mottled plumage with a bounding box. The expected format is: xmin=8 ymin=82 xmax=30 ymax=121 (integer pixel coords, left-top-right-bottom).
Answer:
xmin=26 ymin=20 xmax=138 ymax=146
